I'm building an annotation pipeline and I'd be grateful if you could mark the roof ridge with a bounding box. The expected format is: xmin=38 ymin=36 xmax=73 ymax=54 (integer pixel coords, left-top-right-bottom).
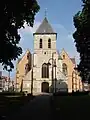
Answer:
xmin=17 ymin=49 xmax=31 ymax=64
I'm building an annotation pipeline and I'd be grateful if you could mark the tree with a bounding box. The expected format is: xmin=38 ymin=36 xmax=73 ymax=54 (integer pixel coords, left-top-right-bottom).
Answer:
xmin=0 ymin=0 xmax=40 ymax=71
xmin=73 ymin=0 xmax=90 ymax=83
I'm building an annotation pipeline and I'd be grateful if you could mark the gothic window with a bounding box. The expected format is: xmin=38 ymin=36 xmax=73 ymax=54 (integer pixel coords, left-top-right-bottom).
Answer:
xmin=47 ymin=65 xmax=49 ymax=78
xmin=62 ymin=63 xmax=68 ymax=76
xmin=48 ymin=38 xmax=51 ymax=48
xmin=25 ymin=63 xmax=31 ymax=75
xmin=27 ymin=52 xmax=30 ymax=59
xmin=17 ymin=70 xmax=19 ymax=74
xmin=63 ymin=55 xmax=65 ymax=59
xmin=39 ymin=39 xmax=42 ymax=48
xmin=42 ymin=63 xmax=49 ymax=78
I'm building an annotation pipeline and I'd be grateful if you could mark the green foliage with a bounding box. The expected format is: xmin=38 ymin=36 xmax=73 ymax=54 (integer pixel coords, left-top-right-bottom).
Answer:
xmin=0 ymin=0 xmax=40 ymax=70
xmin=73 ymin=0 xmax=90 ymax=82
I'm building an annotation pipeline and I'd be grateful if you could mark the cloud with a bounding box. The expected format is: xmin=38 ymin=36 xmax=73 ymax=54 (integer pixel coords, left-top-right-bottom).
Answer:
xmin=18 ymin=21 xmax=41 ymax=52
xmin=19 ymin=21 xmax=41 ymax=35
xmin=67 ymin=34 xmax=74 ymax=41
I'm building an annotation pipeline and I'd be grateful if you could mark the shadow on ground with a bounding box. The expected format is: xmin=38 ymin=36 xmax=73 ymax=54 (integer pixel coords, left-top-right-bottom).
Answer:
xmin=4 ymin=94 xmax=53 ymax=120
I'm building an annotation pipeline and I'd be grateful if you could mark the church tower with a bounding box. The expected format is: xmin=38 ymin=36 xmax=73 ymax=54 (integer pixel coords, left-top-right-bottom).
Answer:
xmin=33 ymin=17 xmax=57 ymax=54
xmin=33 ymin=17 xmax=57 ymax=93
xmin=20 ymin=16 xmax=82 ymax=94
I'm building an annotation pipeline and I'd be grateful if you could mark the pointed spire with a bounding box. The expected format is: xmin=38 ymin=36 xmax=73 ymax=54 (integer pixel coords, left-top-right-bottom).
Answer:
xmin=33 ymin=9 xmax=57 ymax=35
xmin=34 ymin=17 xmax=56 ymax=34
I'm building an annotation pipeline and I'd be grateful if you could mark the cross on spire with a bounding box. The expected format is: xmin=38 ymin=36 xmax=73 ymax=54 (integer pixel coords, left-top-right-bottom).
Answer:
xmin=45 ymin=8 xmax=47 ymax=17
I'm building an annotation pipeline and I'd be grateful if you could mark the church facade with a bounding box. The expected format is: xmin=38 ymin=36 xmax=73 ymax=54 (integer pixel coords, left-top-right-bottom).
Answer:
xmin=16 ymin=17 xmax=82 ymax=94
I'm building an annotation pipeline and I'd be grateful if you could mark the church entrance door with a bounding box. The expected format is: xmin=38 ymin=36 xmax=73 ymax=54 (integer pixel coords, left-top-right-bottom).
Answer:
xmin=41 ymin=82 xmax=49 ymax=93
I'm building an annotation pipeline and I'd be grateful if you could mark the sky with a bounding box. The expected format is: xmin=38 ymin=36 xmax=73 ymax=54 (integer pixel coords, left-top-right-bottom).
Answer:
xmin=0 ymin=0 xmax=83 ymax=79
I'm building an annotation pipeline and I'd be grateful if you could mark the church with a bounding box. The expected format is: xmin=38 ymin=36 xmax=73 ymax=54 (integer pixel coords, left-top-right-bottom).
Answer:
xmin=16 ymin=17 xmax=82 ymax=94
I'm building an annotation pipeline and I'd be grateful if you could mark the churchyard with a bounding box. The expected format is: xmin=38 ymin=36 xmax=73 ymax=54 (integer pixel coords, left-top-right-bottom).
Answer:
xmin=52 ymin=92 xmax=90 ymax=119
xmin=0 ymin=91 xmax=89 ymax=119
xmin=0 ymin=92 xmax=34 ymax=119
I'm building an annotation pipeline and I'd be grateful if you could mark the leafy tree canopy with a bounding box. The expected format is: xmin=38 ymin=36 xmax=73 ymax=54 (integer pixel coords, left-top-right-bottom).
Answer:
xmin=0 ymin=0 xmax=40 ymax=71
xmin=73 ymin=0 xmax=90 ymax=82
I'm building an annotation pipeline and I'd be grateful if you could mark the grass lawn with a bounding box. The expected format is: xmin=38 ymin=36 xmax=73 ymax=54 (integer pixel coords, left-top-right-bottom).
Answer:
xmin=0 ymin=93 xmax=34 ymax=118
xmin=52 ymin=95 xmax=90 ymax=120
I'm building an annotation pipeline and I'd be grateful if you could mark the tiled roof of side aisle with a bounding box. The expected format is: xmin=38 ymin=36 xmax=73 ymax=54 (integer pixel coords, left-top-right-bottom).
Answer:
xmin=70 ymin=58 xmax=76 ymax=64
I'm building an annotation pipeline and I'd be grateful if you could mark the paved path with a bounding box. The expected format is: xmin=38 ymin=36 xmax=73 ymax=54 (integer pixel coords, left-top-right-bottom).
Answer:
xmin=6 ymin=94 xmax=53 ymax=120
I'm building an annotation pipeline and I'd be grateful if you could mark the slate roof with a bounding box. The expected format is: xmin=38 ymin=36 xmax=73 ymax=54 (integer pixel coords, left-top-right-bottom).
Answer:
xmin=56 ymin=50 xmax=62 ymax=60
xmin=34 ymin=17 xmax=56 ymax=34
xmin=58 ymin=55 xmax=63 ymax=60
xmin=70 ymin=58 xmax=76 ymax=64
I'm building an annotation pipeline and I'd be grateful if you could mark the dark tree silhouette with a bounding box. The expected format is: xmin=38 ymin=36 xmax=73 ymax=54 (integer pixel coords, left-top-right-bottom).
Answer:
xmin=0 ymin=0 xmax=40 ymax=71
xmin=73 ymin=0 xmax=90 ymax=83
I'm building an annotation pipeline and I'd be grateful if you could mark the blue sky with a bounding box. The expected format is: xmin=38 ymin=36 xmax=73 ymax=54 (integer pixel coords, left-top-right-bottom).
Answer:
xmin=1 ymin=0 xmax=83 ymax=79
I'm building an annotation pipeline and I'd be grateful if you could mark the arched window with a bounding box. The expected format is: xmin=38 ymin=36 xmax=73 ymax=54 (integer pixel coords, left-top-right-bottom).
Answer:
xmin=62 ymin=63 xmax=68 ymax=76
xmin=39 ymin=39 xmax=42 ymax=48
xmin=16 ymin=70 xmax=19 ymax=74
xmin=27 ymin=52 xmax=30 ymax=59
xmin=25 ymin=63 xmax=31 ymax=75
xmin=42 ymin=63 xmax=49 ymax=78
xmin=63 ymin=54 xmax=65 ymax=59
xmin=48 ymin=38 xmax=51 ymax=48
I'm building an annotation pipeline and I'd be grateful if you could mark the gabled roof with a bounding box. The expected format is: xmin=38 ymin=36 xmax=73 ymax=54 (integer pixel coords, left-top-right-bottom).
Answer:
xmin=60 ymin=48 xmax=76 ymax=65
xmin=34 ymin=17 xmax=56 ymax=34
xmin=17 ymin=49 xmax=31 ymax=64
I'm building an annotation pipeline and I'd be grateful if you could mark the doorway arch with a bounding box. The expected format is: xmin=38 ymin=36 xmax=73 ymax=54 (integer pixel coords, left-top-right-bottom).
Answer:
xmin=41 ymin=82 xmax=49 ymax=93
